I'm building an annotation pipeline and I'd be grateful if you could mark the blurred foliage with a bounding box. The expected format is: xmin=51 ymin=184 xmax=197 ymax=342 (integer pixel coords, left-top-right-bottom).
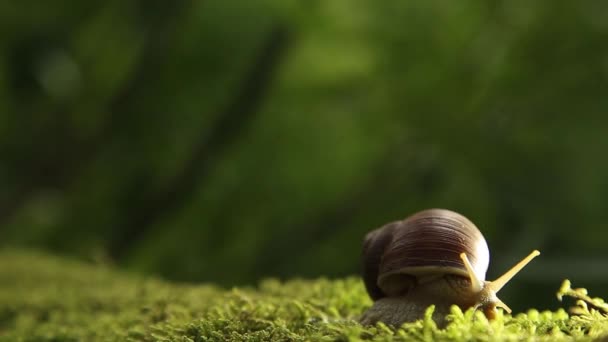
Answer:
xmin=1 ymin=0 xmax=608 ymax=312
xmin=2 ymin=249 xmax=608 ymax=341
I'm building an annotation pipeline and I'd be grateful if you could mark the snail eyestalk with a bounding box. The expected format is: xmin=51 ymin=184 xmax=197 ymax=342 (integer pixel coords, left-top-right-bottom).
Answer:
xmin=460 ymin=252 xmax=483 ymax=293
xmin=487 ymin=250 xmax=540 ymax=293
xmin=494 ymin=297 xmax=512 ymax=314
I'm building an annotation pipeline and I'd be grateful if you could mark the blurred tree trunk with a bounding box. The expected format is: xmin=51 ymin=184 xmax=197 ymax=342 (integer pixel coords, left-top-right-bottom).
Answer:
xmin=0 ymin=0 xmax=192 ymax=230
xmin=108 ymin=24 xmax=292 ymax=259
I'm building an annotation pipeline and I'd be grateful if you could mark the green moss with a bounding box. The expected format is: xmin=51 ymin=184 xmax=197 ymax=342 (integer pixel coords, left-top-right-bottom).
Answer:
xmin=0 ymin=249 xmax=606 ymax=341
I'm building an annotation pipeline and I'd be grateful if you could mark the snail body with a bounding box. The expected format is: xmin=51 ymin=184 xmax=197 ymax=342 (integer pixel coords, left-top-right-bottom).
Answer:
xmin=360 ymin=208 xmax=539 ymax=327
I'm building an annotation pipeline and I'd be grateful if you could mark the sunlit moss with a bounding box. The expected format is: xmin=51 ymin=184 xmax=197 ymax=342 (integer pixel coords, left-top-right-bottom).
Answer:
xmin=0 ymin=249 xmax=606 ymax=341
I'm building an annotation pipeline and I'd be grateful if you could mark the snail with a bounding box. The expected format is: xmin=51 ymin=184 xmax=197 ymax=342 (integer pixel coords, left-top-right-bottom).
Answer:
xmin=359 ymin=208 xmax=540 ymax=327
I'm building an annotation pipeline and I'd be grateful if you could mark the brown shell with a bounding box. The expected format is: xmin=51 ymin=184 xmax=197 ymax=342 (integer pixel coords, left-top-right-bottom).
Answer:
xmin=362 ymin=208 xmax=490 ymax=300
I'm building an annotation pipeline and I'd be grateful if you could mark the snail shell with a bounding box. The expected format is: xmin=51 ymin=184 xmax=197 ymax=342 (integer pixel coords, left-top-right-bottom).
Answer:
xmin=363 ymin=208 xmax=489 ymax=300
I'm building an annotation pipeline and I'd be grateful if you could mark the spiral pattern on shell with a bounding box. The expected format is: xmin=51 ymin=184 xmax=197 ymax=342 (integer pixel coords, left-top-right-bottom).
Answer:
xmin=362 ymin=208 xmax=490 ymax=300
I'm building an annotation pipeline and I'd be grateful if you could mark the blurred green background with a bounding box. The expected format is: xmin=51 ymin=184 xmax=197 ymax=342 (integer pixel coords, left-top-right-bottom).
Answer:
xmin=1 ymin=1 xmax=607 ymax=312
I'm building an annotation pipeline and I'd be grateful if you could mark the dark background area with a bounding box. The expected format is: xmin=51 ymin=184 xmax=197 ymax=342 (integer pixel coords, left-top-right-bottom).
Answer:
xmin=1 ymin=1 xmax=608 ymax=312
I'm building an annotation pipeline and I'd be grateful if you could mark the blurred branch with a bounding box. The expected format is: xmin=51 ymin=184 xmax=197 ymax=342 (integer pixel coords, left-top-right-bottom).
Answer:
xmin=0 ymin=0 xmax=192 ymax=230
xmin=108 ymin=24 xmax=292 ymax=259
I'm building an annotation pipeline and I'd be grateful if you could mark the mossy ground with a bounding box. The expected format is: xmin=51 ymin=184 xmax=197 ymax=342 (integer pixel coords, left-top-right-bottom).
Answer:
xmin=0 ymin=249 xmax=606 ymax=341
